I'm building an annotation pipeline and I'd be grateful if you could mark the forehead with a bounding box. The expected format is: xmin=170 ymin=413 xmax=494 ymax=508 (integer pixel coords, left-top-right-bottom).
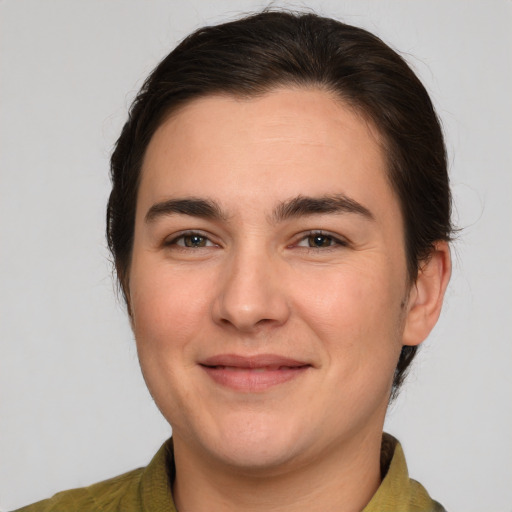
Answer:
xmin=139 ymin=88 xmax=397 ymax=222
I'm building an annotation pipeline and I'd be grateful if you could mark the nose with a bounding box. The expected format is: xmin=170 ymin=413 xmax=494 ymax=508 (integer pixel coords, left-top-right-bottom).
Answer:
xmin=212 ymin=247 xmax=291 ymax=333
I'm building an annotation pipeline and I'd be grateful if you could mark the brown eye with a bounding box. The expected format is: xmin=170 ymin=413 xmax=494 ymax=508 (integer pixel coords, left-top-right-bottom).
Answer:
xmin=295 ymin=231 xmax=347 ymax=250
xmin=307 ymin=234 xmax=334 ymax=247
xmin=168 ymin=232 xmax=216 ymax=248
xmin=183 ymin=234 xmax=208 ymax=247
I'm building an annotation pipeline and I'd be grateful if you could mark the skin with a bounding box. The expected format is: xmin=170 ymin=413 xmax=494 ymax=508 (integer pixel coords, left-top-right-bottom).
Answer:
xmin=128 ymin=88 xmax=451 ymax=512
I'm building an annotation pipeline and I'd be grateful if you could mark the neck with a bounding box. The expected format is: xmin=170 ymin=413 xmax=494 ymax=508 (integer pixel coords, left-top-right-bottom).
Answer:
xmin=172 ymin=430 xmax=383 ymax=512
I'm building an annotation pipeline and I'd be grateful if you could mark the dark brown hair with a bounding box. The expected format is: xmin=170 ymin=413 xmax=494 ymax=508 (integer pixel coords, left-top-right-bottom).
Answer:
xmin=107 ymin=10 xmax=453 ymax=395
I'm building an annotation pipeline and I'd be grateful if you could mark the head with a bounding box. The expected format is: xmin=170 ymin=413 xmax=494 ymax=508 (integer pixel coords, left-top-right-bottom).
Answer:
xmin=107 ymin=10 xmax=452 ymax=399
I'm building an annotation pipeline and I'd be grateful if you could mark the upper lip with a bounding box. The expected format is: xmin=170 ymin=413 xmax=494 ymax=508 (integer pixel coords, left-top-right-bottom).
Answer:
xmin=200 ymin=354 xmax=311 ymax=369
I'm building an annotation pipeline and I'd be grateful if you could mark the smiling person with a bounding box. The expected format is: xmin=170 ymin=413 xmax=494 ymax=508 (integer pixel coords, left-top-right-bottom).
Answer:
xmin=16 ymin=9 xmax=452 ymax=512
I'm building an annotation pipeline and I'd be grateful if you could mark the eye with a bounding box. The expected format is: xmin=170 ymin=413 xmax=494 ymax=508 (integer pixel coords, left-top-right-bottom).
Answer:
xmin=167 ymin=232 xmax=217 ymax=248
xmin=295 ymin=231 xmax=347 ymax=249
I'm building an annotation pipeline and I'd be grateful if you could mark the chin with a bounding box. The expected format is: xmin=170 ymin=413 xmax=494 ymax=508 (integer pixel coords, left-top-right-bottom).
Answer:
xmin=193 ymin=412 xmax=316 ymax=473
xmin=212 ymin=440 xmax=301 ymax=473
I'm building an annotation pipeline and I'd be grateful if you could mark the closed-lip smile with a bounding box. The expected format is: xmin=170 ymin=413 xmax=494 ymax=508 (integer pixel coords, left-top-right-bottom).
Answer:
xmin=199 ymin=354 xmax=312 ymax=392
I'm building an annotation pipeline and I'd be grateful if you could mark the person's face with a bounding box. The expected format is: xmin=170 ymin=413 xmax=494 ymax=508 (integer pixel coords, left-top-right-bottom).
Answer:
xmin=129 ymin=88 xmax=415 ymax=471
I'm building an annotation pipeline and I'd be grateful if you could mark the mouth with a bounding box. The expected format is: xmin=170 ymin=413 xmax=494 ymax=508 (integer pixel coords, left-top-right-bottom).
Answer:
xmin=199 ymin=354 xmax=311 ymax=392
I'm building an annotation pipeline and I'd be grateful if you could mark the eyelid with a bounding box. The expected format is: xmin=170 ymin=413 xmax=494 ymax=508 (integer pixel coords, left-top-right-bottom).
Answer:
xmin=164 ymin=230 xmax=219 ymax=248
xmin=162 ymin=229 xmax=348 ymax=250
xmin=293 ymin=230 xmax=349 ymax=249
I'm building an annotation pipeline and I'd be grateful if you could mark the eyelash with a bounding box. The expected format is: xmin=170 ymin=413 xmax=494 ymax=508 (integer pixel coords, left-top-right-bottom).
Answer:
xmin=164 ymin=230 xmax=348 ymax=251
xmin=165 ymin=231 xmax=218 ymax=249
xmin=293 ymin=230 xmax=349 ymax=250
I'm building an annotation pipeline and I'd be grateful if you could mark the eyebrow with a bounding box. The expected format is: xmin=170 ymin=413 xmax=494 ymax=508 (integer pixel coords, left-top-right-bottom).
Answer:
xmin=272 ymin=194 xmax=374 ymax=223
xmin=145 ymin=198 xmax=228 ymax=223
xmin=144 ymin=194 xmax=374 ymax=224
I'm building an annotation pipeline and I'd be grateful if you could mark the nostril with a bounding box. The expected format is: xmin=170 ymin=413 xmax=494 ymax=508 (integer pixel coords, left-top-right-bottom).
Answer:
xmin=255 ymin=318 xmax=275 ymax=326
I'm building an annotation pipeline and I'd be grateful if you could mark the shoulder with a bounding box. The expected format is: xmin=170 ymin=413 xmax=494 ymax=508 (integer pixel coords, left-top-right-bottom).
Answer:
xmin=12 ymin=439 xmax=176 ymax=512
xmin=12 ymin=467 xmax=145 ymax=512
xmin=363 ymin=434 xmax=447 ymax=512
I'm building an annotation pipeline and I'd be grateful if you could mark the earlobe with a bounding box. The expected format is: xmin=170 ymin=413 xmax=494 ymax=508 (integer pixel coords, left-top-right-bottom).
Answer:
xmin=402 ymin=241 xmax=452 ymax=347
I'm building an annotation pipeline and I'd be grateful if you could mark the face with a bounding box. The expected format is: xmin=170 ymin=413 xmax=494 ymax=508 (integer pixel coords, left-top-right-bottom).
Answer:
xmin=129 ymin=88 xmax=412 ymax=472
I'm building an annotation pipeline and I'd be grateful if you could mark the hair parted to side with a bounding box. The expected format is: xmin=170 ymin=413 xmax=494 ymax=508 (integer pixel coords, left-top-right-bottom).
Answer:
xmin=107 ymin=10 xmax=453 ymax=396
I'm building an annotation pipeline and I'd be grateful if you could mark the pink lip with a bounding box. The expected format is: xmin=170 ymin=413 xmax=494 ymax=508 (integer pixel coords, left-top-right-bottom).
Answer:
xmin=199 ymin=354 xmax=311 ymax=392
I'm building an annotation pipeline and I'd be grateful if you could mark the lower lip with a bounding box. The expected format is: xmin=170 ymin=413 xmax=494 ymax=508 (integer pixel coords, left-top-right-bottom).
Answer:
xmin=201 ymin=365 xmax=310 ymax=392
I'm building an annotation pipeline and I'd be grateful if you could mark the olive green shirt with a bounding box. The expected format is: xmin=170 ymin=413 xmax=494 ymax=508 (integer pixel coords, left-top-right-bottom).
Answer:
xmin=14 ymin=434 xmax=446 ymax=512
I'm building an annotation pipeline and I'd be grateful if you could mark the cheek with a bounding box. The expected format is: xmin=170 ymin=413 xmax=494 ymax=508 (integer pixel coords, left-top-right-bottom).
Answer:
xmin=129 ymin=263 xmax=213 ymax=357
xmin=291 ymin=261 xmax=405 ymax=371
xmin=128 ymin=263 xmax=216 ymax=426
xmin=294 ymin=263 xmax=402 ymax=330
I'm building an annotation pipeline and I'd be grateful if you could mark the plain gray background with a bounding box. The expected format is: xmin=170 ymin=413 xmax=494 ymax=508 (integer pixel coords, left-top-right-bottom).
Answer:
xmin=1 ymin=1 xmax=511 ymax=510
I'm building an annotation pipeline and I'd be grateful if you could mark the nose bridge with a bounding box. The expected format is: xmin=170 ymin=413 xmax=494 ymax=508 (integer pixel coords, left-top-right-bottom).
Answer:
xmin=212 ymin=238 xmax=289 ymax=331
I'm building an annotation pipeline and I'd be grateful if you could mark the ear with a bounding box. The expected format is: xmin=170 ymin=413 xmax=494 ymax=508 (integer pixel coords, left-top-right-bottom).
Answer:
xmin=402 ymin=241 xmax=452 ymax=347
